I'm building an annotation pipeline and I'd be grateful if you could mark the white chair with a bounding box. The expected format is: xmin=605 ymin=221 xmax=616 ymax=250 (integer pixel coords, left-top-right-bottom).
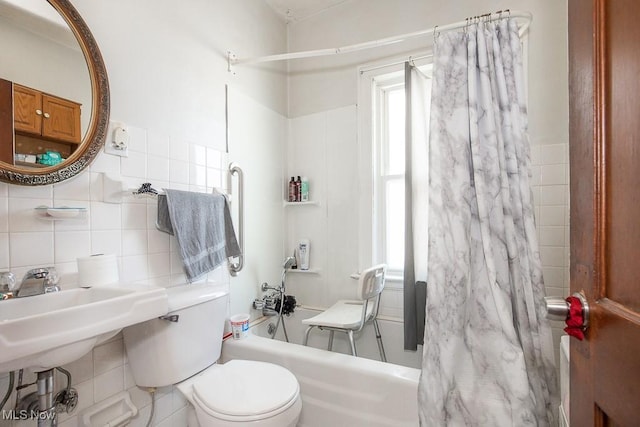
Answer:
xmin=302 ymin=264 xmax=387 ymax=362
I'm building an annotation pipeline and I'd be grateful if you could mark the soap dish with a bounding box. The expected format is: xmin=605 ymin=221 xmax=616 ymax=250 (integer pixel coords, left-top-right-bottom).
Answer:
xmin=35 ymin=206 xmax=88 ymax=220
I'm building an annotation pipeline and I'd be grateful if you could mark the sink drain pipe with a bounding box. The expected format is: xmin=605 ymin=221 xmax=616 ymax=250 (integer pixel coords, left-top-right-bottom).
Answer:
xmin=37 ymin=369 xmax=57 ymax=427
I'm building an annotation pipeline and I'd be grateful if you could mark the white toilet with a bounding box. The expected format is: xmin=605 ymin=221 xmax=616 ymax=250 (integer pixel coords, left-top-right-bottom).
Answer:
xmin=122 ymin=283 xmax=302 ymax=427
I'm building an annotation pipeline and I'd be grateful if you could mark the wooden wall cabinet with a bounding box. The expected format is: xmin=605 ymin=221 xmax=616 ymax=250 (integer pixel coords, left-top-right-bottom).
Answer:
xmin=13 ymin=84 xmax=81 ymax=145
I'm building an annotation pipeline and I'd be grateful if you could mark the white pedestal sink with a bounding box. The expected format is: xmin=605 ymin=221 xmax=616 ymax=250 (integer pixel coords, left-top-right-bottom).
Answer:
xmin=0 ymin=285 xmax=168 ymax=373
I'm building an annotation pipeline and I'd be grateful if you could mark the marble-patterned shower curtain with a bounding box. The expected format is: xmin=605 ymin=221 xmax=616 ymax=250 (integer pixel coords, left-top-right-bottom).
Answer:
xmin=419 ymin=18 xmax=558 ymax=426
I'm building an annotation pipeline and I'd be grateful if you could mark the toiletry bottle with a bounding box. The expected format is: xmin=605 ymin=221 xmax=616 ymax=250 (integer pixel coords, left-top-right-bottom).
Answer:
xmin=288 ymin=177 xmax=296 ymax=202
xmin=301 ymin=176 xmax=309 ymax=202
xmin=296 ymin=176 xmax=302 ymax=202
xmin=298 ymin=239 xmax=310 ymax=270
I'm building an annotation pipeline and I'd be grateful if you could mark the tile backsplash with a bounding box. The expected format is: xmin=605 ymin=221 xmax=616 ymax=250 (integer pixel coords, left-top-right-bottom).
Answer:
xmin=0 ymin=123 xmax=231 ymax=426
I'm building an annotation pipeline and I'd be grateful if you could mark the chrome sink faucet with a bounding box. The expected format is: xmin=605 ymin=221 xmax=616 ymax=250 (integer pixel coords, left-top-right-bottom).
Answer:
xmin=14 ymin=267 xmax=61 ymax=298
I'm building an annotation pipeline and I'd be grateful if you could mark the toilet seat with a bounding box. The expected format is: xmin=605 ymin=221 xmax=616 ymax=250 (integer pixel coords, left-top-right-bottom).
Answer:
xmin=191 ymin=360 xmax=300 ymax=422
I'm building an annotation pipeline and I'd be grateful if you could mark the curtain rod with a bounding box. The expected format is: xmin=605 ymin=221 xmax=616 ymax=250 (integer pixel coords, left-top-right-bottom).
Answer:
xmin=227 ymin=10 xmax=531 ymax=71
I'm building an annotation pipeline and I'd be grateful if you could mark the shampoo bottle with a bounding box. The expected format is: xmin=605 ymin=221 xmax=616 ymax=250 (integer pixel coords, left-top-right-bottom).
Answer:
xmin=301 ymin=176 xmax=309 ymax=202
xmin=288 ymin=177 xmax=296 ymax=202
xmin=298 ymin=239 xmax=310 ymax=270
xmin=296 ymin=176 xmax=302 ymax=202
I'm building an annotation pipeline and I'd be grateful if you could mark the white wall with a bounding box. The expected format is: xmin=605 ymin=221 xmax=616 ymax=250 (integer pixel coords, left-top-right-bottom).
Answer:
xmin=0 ymin=1 xmax=288 ymax=425
xmin=0 ymin=15 xmax=92 ymax=136
xmin=284 ymin=0 xmax=569 ymax=368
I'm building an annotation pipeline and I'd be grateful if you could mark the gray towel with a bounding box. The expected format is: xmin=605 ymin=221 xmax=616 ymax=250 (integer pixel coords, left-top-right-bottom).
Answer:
xmin=157 ymin=189 xmax=241 ymax=281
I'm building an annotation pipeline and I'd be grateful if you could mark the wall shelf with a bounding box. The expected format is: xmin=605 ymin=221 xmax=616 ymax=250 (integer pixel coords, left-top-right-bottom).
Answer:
xmin=283 ymin=200 xmax=320 ymax=207
xmin=34 ymin=206 xmax=87 ymax=220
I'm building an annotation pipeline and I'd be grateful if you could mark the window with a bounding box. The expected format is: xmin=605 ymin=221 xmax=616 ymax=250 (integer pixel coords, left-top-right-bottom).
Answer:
xmin=358 ymin=58 xmax=432 ymax=285
xmin=377 ymin=82 xmax=405 ymax=275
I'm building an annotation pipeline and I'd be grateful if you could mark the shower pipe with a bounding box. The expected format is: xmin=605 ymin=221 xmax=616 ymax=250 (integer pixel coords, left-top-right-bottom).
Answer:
xmin=227 ymin=10 xmax=532 ymax=70
xmin=228 ymin=163 xmax=244 ymax=275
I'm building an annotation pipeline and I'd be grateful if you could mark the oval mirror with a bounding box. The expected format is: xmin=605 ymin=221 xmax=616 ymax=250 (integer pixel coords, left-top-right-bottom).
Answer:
xmin=0 ymin=0 xmax=109 ymax=185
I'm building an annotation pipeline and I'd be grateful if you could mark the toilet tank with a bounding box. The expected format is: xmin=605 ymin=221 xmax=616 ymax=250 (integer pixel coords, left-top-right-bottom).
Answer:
xmin=123 ymin=283 xmax=229 ymax=388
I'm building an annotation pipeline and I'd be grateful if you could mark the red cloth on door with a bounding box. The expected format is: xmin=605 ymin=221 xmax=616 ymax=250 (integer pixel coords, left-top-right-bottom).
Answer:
xmin=564 ymin=296 xmax=585 ymax=340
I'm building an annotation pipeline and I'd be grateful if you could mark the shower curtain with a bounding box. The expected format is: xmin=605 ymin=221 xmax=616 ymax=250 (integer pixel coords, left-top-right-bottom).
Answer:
xmin=418 ymin=18 xmax=558 ymax=425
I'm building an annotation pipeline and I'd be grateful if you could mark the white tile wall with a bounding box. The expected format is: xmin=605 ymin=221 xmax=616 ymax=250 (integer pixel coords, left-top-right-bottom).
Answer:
xmin=0 ymin=124 xmax=231 ymax=427
xmin=531 ymin=141 xmax=571 ymax=370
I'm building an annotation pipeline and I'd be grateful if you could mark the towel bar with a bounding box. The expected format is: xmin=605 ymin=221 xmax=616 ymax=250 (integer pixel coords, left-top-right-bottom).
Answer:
xmin=228 ymin=163 xmax=244 ymax=275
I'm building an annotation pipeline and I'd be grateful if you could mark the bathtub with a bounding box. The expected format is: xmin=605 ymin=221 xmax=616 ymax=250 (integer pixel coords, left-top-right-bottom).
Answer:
xmin=249 ymin=306 xmax=422 ymax=369
xmin=221 ymin=308 xmax=421 ymax=427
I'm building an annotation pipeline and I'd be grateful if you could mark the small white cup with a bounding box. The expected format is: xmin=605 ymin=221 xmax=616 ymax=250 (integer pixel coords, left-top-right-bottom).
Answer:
xmin=230 ymin=313 xmax=250 ymax=339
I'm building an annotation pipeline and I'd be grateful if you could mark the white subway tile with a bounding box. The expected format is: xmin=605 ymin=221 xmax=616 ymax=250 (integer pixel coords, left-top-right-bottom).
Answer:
xmin=190 ymin=144 xmax=207 ymax=166
xmin=190 ymin=165 xmax=207 ymax=187
xmin=148 ymin=229 xmax=170 ymax=254
xmin=122 ymin=203 xmax=148 ymax=230
xmin=207 ymin=168 xmax=223 ymax=189
xmin=0 ymin=197 xmax=7 ymax=232
xmin=62 ymin=348 xmax=94 ymax=384
xmin=170 ymin=407 xmax=189 ymax=427
xmin=90 ymin=151 xmax=121 ymax=175
xmin=539 ymin=185 xmax=567 ymax=206
xmin=54 ymin=231 xmax=91 ymax=263
xmin=539 ymin=246 xmax=566 ymax=268
xmin=0 ymin=233 xmax=8 ymax=269
xmin=54 ymin=172 xmax=91 ymax=201
xmin=169 ymin=140 xmax=189 ymax=162
xmin=90 ymin=202 xmax=122 ymax=230
xmin=148 ymin=252 xmax=171 ymax=278
xmin=10 ymin=232 xmax=54 ymax=267
xmin=91 ymin=230 xmax=122 ymax=256
xmin=540 ymin=164 xmax=566 ymax=185
xmin=539 ymin=226 xmax=565 ymax=247
xmin=121 ymin=151 xmax=147 ymax=179
xmin=169 ymin=160 xmax=189 ymax=185
xmin=207 ymin=148 xmax=223 ymax=168
xmin=127 ymin=125 xmax=148 ymax=153
xmin=543 ymin=267 xmax=565 ymax=288
xmin=8 ymin=183 xmax=53 ymax=199
xmin=148 ymin=130 xmax=170 ymax=158
xmin=147 ymin=155 xmax=170 ymax=182
xmin=120 ymin=254 xmax=149 ymax=283
xmin=154 ymin=392 xmax=174 ymax=423
xmin=540 ymin=144 xmax=567 ymax=165
xmin=122 ymin=230 xmax=148 ymax=256
xmin=94 ymin=338 xmax=125 ymax=376
xmin=128 ymin=384 xmax=152 ymax=411
xmin=9 ymin=197 xmax=53 ymax=232
xmin=93 ymin=366 xmax=124 ymax=403
xmin=539 ymin=206 xmax=566 ymax=227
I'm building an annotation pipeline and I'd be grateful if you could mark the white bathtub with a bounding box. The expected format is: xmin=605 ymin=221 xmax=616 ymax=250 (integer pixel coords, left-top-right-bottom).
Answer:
xmin=221 ymin=308 xmax=421 ymax=427
xmin=249 ymin=307 xmax=422 ymax=369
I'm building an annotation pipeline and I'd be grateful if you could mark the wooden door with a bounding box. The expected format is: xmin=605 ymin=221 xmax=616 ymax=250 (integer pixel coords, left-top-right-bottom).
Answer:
xmin=13 ymin=84 xmax=42 ymax=136
xmin=569 ymin=0 xmax=640 ymax=425
xmin=42 ymin=94 xmax=81 ymax=144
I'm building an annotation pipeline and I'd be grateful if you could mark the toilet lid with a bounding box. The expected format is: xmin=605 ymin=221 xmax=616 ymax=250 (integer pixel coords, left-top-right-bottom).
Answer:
xmin=193 ymin=360 xmax=299 ymax=419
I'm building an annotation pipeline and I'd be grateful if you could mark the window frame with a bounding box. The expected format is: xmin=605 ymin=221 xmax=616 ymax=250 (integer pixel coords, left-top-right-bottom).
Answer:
xmin=357 ymin=54 xmax=432 ymax=289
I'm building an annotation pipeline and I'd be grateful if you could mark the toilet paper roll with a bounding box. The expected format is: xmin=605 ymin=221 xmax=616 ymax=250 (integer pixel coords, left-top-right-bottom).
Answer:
xmin=77 ymin=254 xmax=119 ymax=287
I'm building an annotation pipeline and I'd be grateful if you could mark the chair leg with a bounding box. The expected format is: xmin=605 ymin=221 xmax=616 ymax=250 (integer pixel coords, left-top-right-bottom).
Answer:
xmin=373 ymin=319 xmax=387 ymax=362
xmin=303 ymin=325 xmax=314 ymax=346
xmin=327 ymin=330 xmax=334 ymax=351
xmin=347 ymin=330 xmax=357 ymax=356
